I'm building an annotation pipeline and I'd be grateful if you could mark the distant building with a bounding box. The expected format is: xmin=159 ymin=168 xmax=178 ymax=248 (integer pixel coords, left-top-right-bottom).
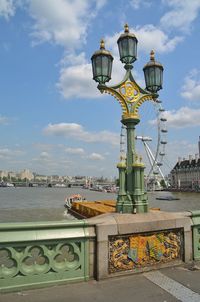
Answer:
xmin=170 ymin=137 xmax=200 ymax=191
xmin=8 ymin=171 xmax=18 ymax=179
xmin=19 ymin=169 xmax=34 ymax=181
xmin=34 ymin=174 xmax=48 ymax=182
xmin=0 ymin=170 xmax=8 ymax=179
xmin=170 ymin=154 xmax=200 ymax=191
xmin=199 ymin=136 xmax=200 ymax=157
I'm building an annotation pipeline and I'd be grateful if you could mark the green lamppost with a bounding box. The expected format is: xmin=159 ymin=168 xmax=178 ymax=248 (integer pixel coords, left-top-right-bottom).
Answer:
xmin=91 ymin=24 xmax=164 ymax=214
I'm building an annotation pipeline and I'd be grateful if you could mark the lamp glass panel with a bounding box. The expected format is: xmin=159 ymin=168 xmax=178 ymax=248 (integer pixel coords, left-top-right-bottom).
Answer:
xmin=95 ymin=56 xmax=102 ymax=76
xmin=122 ymin=38 xmax=129 ymax=58
xmin=118 ymin=40 xmax=123 ymax=59
xmin=108 ymin=57 xmax=112 ymax=78
xmin=102 ymin=55 xmax=109 ymax=77
xmin=127 ymin=38 xmax=136 ymax=63
xmin=155 ymin=67 xmax=162 ymax=88
xmin=92 ymin=59 xmax=96 ymax=78
xmin=149 ymin=67 xmax=155 ymax=86
xmin=144 ymin=67 xmax=155 ymax=92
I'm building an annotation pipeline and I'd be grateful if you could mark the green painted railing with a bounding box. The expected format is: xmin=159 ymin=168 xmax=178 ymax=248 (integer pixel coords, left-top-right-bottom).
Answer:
xmin=190 ymin=210 xmax=200 ymax=260
xmin=0 ymin=220 xmax=91 ymax=292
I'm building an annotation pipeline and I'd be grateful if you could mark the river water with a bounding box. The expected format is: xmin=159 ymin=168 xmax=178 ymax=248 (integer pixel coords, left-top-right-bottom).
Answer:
xmin=0 ymin=187 xmax=199 ymax=222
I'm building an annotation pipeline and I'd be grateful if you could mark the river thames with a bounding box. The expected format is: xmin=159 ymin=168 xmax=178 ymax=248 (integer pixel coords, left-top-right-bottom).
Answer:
xmin=0 ymin=187 xmax=200 ymax=222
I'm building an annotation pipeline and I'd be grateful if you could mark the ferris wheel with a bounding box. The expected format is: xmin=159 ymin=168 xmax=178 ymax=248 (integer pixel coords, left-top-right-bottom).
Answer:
xmin=120 ymin=98 xmax=168 ymax=189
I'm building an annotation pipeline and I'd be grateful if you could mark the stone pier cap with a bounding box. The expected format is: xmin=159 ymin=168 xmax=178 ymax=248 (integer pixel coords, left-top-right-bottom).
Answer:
xmin=87 ymin=210 xmax=192 ymax=238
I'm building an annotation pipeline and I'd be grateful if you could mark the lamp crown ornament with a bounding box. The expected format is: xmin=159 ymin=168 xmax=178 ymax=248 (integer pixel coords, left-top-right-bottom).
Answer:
xmin=150 ymin=49 xmax=155 ymax=61
xmin=100 ymin=38 xmax=105 ymax=50
xmin=124 ymin=23 xmax=129 ymax=33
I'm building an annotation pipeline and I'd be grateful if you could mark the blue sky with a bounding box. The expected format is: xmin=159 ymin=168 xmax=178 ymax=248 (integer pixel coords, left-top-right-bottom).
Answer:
xmin=0 ymin=0 xmax=200 ymax=177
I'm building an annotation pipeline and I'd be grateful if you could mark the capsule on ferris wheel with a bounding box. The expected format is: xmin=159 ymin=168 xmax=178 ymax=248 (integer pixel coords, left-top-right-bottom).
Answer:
xmin=160 ymin=117 xmax=167 ymax=122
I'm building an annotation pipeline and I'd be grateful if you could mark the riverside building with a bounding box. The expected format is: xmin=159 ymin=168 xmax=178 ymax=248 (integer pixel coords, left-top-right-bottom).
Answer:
xmin=170 ymin=137 xmax=200 ymax=191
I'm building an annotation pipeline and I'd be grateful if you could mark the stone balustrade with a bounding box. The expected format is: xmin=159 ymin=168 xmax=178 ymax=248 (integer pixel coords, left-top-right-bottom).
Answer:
xmin=0 ymin=220 xmax=95 ymax=292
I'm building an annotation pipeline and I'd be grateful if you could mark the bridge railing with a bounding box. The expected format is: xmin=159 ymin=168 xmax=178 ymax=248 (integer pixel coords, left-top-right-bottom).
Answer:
xmin=0 ymin=220 xmax=95 ymax=292
xmin=190 ymin=210 xmax=200 ymax=261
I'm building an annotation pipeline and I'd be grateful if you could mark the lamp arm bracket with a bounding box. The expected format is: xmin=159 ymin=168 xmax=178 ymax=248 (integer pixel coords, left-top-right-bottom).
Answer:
xmin=98 ymin=85 xmax=129 ymax=114
xmin=97 ymin=69 xmax=158 ymax=117
xmin=109 ymin=69 xmax=131 ymax=90
xmin=133 ymin=94 xmax=156 ymax=115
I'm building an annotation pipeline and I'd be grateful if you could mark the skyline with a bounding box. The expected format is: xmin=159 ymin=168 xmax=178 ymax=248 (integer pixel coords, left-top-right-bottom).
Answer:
xmin=1 ymin=0 xmax=200 ymax=177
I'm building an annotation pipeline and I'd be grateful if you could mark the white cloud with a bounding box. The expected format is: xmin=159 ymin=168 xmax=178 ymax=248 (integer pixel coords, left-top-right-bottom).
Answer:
xmin=163 ymin=107 xmax=200 ymax=128
xmin=57 ymin=50 xmax=126 ymax=99
xmin=167 ymin=140 xmax=197 ymax=159
xmin=43 ymin=122 xmax=119 ymax=146
xmin=161 ymin=0 xmax=200 ymax=32
xmin=87 ymin=152 xmax=105 ymax=160
xmin=0 ymin=115 xmax=9 ymax=125
xmin=33 ymin=143 xmax=54 ymax=151
xmin=0 ymin=1 xmax=108 ymax=100
xmin=134 ymin=25 xmax=183 ymax=54
xmin=130 ymin=0 xmax=151 ymax=10
xmin=130 ymin=0 xmax=142 ymax=9
xmin=0 ymin=0 xmax=107 ymax=48
xmin=31 ymin=153 xmax=72 ymax=170
xmin=181 ymin=69 xmax=200 ymax=101
xmin=65 ymin=147 xmax=85 ymax=155
xmin=40 ymin=151 xmax=50 ymax=160
xmin=28 ymin=0 xmax=106 ymax=49
xmin=0 ymin=0 xmax=16 ymax=19
xmin=57 ymin=52 xmax=100 ymax=99
xmin=0 ymin=147 xmax=24 ymax=159
xmin=165 ymin=140 xmax=198 ymax=172
xmin=106 ymin=25 xmax=183 ymax=57
xmin=57 ymin=22 xmax=183 ymax=100
xmin=58 ymin=21 xmax=183 ymax=101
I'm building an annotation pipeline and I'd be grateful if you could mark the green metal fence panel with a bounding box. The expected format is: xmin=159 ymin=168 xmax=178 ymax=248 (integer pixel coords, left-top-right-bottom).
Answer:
xmin=0 ymin=220 xmax=90 ymax=292
xmin=192 ymin=226 xmax=200 ymax=260
xmin=190 ymin=211 xmax=200 ymax=260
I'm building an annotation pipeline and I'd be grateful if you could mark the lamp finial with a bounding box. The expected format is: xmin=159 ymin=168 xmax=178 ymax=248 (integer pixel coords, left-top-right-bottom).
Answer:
xmin=124 ymin=23 xmax=129 ymax=33
xmin=100 ymin=39 xmax=105 ymax=50
xmin=150 ymin=50 xmax=155 ymax=61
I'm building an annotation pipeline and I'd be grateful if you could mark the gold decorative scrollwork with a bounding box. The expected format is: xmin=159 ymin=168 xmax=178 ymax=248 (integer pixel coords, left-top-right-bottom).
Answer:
xmin=134 ymin=94 xmax=155 ymax=115
xmin=101 ymin=87 xmax=129 ymax=115
xmin=99 ymin=79 xmax=157 ymax=120
xmin=119 ymin=81 xmax=140 ymax=103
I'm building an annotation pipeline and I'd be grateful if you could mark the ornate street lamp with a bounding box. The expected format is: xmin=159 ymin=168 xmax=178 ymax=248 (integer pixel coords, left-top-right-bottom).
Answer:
xmin=117 ymin=23 xmax=138 ymax=68
xmin=143 ymin=50 xmax=163 ymax=93
xmin=91 ymin=24 xmax=164 ymax=214
xmin=91 ymin=39 xmax=113 ymax=85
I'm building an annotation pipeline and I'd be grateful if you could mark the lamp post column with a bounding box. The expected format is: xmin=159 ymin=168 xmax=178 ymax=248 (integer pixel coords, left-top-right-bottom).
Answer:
xmin=116 ymin=161 xmax=127 ymax=213
xmin=133 ymin=159 xmax=148 ymax=213
xmin=123 ymin=119 xmax=138 ymax=189
xmin=122 ymin=117 xmax=139 ymax=212
xmin=140 ymin=163 xmax=148 ymax=208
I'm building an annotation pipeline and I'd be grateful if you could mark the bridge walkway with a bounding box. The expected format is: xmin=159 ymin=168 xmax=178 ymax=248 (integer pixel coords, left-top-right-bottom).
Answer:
xmin=1 ymin=263 xmax=200 ymax=302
